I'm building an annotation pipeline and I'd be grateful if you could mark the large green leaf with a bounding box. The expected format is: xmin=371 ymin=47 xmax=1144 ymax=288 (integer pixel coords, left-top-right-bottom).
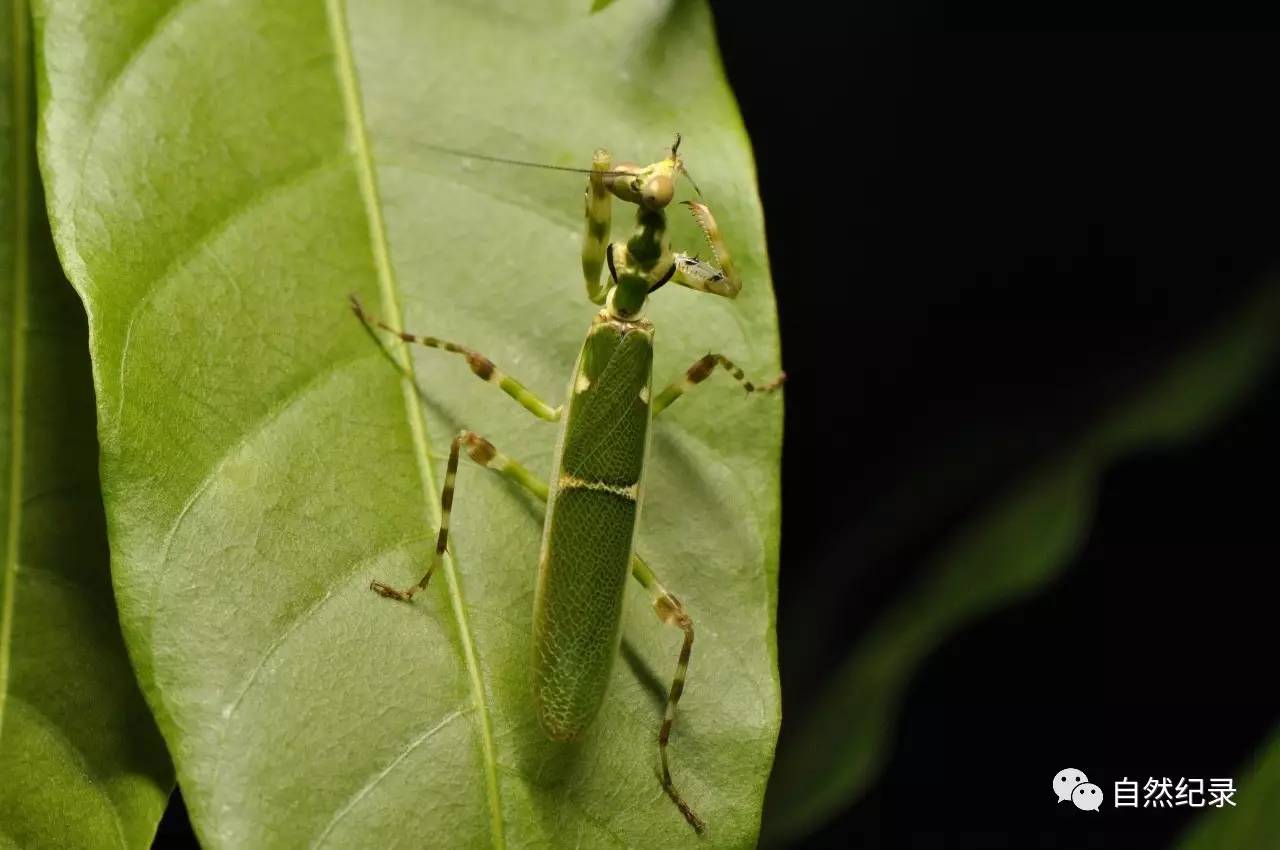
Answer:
xmin=763 ymin=281 xmax=1280 ymax=844
xmin=35 ymin=1 xmax=782 ymax=847
xmin=0 ymin=3 xmax=171 ymax=847
xmin=1178 ymin=723 xmax=1280 ymax=850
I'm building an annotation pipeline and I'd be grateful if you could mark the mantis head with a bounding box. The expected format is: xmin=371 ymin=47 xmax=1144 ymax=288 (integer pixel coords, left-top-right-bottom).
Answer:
xmin=601 ymin=134 xmax=689 ymax=211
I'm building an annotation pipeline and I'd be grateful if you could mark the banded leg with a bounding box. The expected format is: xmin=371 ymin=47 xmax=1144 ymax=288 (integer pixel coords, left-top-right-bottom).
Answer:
xmin=582 ymin=149 xmax=613 ymax=304
xmin=350 ymin=296 xmax=561 ymax=421
xmin=630 ymin=553 xmax=704 ymax=834
xmin=652 ymin=353 xmax=786 ymax=417
xmin=370 ymin=431 xmax=544 ymax=601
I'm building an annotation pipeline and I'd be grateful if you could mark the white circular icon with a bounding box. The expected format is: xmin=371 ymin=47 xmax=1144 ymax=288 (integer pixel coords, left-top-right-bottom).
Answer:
xmin=1072 ymin=782 xmax=1104 ymax=811
xmin=1053 ymin=768 xmax=1088 ymax=803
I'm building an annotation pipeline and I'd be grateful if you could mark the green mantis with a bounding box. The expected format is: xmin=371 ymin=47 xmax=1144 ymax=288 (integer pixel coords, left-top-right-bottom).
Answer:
xmin=353 ymin=135 xmax=783 ymax=833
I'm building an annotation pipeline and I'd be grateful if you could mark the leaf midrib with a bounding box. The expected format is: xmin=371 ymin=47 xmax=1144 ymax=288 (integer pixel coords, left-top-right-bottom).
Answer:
xmin=323 ymin=3 xmax=506 ymax=849
xmin=0 ymin=0 xmax=32 ymax=749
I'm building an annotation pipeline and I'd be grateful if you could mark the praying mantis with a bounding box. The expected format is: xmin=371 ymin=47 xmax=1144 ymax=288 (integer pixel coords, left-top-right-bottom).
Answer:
xmin=352 ymin=135 xmax=783 ymax=833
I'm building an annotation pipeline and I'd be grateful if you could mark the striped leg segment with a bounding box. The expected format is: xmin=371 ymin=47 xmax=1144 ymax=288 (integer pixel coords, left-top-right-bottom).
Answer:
xmin=630 ymin=554 xmax=704 ymax=834
xmin=350 ymin=296 xmax=561 ymax=422
xmin=652 ymin=352 xmax=786 ymax=417
xmin=370 ymin=430 xmax=543 ymax=601
xmin=582 ymin=148 xmax=613 ymax=304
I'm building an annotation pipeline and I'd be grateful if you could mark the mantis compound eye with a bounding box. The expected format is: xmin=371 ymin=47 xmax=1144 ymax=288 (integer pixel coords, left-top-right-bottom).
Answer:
xmin=641 ymin=175 xmax=674 ymax=209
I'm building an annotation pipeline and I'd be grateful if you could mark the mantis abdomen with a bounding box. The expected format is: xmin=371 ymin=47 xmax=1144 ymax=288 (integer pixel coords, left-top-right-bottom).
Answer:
xmin=532 ymin=314 xmax=654 ymax=740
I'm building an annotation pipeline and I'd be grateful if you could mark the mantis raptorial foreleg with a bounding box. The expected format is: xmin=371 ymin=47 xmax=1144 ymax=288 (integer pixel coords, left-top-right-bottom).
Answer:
xmin=376 ymin=428 xmax=706 ymax=831
xmin=652 ymin=352 xmax=786 ymax=417
xmin=670 ymin=199 xmax=740 ymax=298
xmin=582 ymin=149 xmax=613 ymax=305
xmin=350 ymin=296 xmax=562 ymax=422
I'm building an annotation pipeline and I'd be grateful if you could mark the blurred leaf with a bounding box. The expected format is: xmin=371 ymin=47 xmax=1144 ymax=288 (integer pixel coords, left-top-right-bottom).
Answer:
xmin=1177 ymin=724 xmax=1280 ymax=850
xmin=0 ymin=4 xmax=172 ymax=847
xmin=591 ymin=0 xmax=620 ymax=11
xmin=35 ymin=0 xmax=782 ymax=847
xmin=763 ymin=281 xmax=1280 ymax=844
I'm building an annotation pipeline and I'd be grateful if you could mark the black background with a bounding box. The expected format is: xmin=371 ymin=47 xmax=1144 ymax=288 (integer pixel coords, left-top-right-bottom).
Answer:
xmin=707 ymin=16 xmax=1280 ymax=850
xmin=155 ymin=21 xmax=1280 ymax=850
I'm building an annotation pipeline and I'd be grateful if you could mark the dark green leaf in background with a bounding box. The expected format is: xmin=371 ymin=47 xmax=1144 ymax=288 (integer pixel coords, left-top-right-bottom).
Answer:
xmin=0 ymin=2 xmax=172 ymax=847
xmin=35 ymin=0 xmax=782 ymax=847
xmin=1177 ymin=723 xmax=1280 ymax=850
xmin=763 ymin=282 xmax=1280 ymax=844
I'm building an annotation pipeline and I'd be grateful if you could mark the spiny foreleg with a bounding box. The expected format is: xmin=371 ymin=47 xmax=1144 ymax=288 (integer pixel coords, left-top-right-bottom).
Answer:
xmin=581 ymin=149 xmax=614 ymax=304
xmin=671 ymin=200 xmax=740 ymax=298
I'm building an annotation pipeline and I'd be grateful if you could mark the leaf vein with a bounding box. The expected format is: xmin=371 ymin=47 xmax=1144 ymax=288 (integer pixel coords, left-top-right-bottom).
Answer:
xmin=84 ymin=0 xmax=191 ymax=131
xmin=113 ymin=154 xmax=346 ymax=424
xmin=308 ymin=707 xmax=471 ymax=849
xmin=67 ymin=0 xmax=198 ymax=267
xmin=324 ymin=2 xmax=506 ymax=848
xmin=145 ymin=353 xmax=379 ymax=678
xmin=205 ymin=534 xmax=434 ymax=813
xmin=213 ymin=531 xmax=434 ymax=737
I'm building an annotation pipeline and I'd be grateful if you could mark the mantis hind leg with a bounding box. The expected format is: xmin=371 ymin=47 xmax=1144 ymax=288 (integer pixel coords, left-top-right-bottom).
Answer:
xmin=630 ymin=553 xmax=705 ymax=834
xmin=369 ymin=430 xmax=545 ymax=601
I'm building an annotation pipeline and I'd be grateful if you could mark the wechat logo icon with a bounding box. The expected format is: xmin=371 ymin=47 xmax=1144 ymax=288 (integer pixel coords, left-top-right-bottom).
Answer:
xmin=1055 ymin=768 xmax=1104 ymax=811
